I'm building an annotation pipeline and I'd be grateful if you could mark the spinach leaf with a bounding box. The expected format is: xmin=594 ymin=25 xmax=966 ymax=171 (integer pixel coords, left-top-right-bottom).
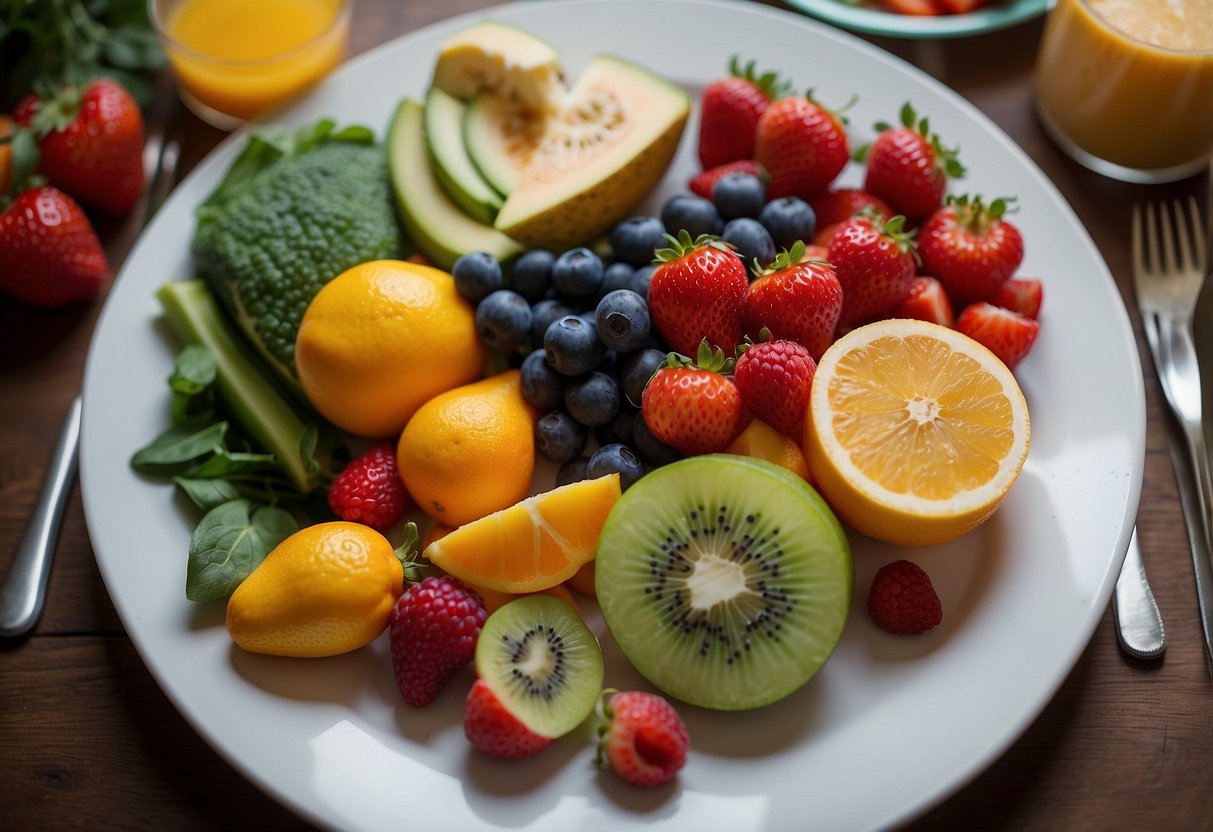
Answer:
xmin=130 ymin=421 xmax=229 ymax=475
xmin=186 ymin=499 xmax=298 ymax=601
xmin=172 ymin=477 xmax=242 ymax=512
xmin=169 ymin=344 xmax=217 ymax=424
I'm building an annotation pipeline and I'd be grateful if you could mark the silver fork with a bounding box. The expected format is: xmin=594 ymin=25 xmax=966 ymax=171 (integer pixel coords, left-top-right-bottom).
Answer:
xmin=1132 ymin=197 xmax=1213 ymax=672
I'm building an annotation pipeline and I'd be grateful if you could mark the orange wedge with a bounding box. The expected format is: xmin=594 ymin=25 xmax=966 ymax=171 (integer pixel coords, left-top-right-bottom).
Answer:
xmin=423 ymin=473 xmax=622 ymax=593
xmin=726 ymin=418 xmax=812 ymax=483
xmin=805 ymin=318 xmax=1030 ymax=547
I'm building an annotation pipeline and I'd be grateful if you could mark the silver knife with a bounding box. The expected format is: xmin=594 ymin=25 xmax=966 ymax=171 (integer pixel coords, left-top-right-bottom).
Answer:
xmin=1112 ymin=527 xmax=1166 ymax=660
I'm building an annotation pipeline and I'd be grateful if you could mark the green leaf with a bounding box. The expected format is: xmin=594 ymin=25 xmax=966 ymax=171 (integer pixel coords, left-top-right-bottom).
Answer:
xmin=187 ymin=448 xmax=282 ymax=480
xmin=170 ymin=344 xmax=217 ymax=395
xmin=185 ymin=499 xmax=298 ymax=601
xmin=173 ymin=477 xmax=242 ymax=511
xmin=130 ymin=421 xmax=229 ymax=475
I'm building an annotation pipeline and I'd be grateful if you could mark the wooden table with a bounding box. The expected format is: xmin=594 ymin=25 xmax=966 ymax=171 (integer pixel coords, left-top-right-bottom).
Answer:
xmin=2 ymin=1 xmax=1210 ymax=829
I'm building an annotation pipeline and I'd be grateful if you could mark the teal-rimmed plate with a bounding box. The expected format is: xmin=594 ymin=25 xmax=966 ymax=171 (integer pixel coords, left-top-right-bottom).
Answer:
xmin=785 ymin=0 xmax=1047 ymax=38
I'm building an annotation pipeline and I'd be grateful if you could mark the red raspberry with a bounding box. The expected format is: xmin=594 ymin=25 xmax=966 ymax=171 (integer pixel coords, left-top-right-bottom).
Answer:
xmin=327 ymin=442 xmax=410 ymax=531
xmin=595 ymin=690 xmax=689 ymax=787
xmin=732 ymin=339 xmax=816 ymax=437
xmin=868 ymin=560 xmax=942 ymax=635
xmin=464 ymin=678 xmax=551 ymax=759
xmin=390 ymin=576 xmax=487 ymax=707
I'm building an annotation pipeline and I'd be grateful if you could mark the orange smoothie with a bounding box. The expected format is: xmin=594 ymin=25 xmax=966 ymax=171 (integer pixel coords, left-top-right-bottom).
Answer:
xmin=1035 ymin=0 xmax=1213 ymax=181
xmin=158 ymin=0 xmax=349 ymax=123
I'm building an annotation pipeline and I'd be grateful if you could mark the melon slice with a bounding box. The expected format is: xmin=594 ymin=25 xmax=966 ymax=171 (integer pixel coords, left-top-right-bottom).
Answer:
xmin=424 ymin=87 xmax=503 ymax=223
xmin=464 ymin=91 xmax=549 ymax=198
xmin=492 ymin=54 xmax=689 ymax=251
xmin=431 ymin=20 xmax=565 ymax=113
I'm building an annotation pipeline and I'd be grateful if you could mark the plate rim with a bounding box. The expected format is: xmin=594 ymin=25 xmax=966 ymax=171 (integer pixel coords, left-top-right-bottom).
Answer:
xmin=783 ymin=0 xmax=1049 ymax=39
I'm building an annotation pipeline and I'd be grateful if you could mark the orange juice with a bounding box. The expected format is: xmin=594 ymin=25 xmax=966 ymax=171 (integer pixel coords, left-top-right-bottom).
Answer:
xmin=1035 ymin=0 xmax=1213 ymax=182
xmin=156 ymin=0 xmax=349 ymax=124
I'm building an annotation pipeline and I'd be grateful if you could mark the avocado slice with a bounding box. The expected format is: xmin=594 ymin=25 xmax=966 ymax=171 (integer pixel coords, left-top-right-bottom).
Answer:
xmin=424 ymin=87 xmax=504 ymax=224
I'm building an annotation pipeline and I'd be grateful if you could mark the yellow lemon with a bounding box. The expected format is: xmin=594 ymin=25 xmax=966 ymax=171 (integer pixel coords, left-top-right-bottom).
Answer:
xmin=295 ymin=259 xmax=486 ymax=438
xmin=805 ymin=318 xmax=1030 ymax=547
xmin=226 ymin=522 xmax=404 ymax=657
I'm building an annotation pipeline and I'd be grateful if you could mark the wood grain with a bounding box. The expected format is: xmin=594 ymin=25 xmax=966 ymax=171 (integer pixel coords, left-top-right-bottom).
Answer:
xmin=1 ymin=1 xmax=1211 ymax=829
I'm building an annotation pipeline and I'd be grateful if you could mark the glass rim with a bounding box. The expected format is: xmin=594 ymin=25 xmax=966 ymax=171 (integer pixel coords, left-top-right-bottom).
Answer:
xmin=148 ymin=0 xmax=352 ymax=67
xmin=1073 ymin=0 xmax=1213 ymax=58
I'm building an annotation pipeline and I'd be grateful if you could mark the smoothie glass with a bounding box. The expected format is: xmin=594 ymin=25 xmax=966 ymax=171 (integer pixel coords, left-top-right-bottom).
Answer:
xmin=149 ymin=0 xmax=351 ymax=130
xmin=1034 ymin=0 xmax=1213 ymax=184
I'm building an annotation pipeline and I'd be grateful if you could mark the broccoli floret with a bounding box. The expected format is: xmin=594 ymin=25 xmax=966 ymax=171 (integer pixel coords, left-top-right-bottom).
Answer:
xmin=191 ymin=138 xmax=405 ymax=388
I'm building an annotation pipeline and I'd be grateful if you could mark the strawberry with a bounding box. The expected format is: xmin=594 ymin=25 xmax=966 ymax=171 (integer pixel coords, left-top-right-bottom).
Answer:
xmin=464 ymin=677 xmax=551 ymax=759
xmin=647 ymin=231 xmax=748 ymax=355
xmin=594 ymin=689 xmax=689 ymax=788
xmin=14 ymin=78 xmax=144 ymax=216
xmin=807 ymin=188 xmax=893 ymax=228
xmin=936 ymin=0 xmax=990 ymax=12
xmin=827 ymin=212 xmax=918 ymax=328
xmin=743 ymin=241 xmax=843 ymax=361
xmin=918 ymin=195 xmax=1024 ymax=307
xmin=860 ymin=102 xmax=965 ymax=221
xmin=868 ymin=560 xmax=942 ymax=635
xmin=390 ymin=575 xmax=487 ymax=707
xmin=992 ymin=276 xmax=1043 ymax=320
xmin=881 ymin=0 xmax=941 ymax=13
xmin=891 ymin=275 xmax=954 ymax=328
xmin=689 ymin=159 xmax=767 ymax=199
xmin=641 ymin=344 xmax=749 ymax=457
xmin=733 ymin=338 xmax=817 ymax=437
xmin=327 ymin=442 xmax=411 ymax=531
xmin=955 ymin=302 xmax=1040 ymax=370
xmin=698 ymin=57 xmax=789 ymax=169
xmin=754 ymin=92 xmax=851 ymax=200
xmin=0 ymin=186 xmax=108 ymax=307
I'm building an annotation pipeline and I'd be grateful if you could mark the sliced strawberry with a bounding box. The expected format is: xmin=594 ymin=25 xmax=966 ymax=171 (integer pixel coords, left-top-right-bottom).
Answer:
xmin=992 ymin=277 xmax=1043 ymax=320
xmin=892 ymin=276 xmax=955 ymax=328
xmin=689 ymin=159 xmax=767 ymax=199
xmin=955 ymin=302 xmax=1040 ymax=370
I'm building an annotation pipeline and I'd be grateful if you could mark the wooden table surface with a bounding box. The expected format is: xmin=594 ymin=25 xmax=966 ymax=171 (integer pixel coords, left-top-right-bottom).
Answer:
xmin=2 ymin=1 xmax=1211 ymax=829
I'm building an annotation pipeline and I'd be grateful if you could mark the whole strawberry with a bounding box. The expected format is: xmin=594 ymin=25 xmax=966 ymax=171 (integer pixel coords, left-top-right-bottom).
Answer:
xmin=647 ymin=231 xmax=748 ymax=355
xmin=15 ymin=78 xmax=145 ymax=216
xmin=390 ymin=575 xmax=487 ymax=707
xmin=0 ymin=186 xmax=108 ymax=307
xmin=698 ymin=57 xmax=789 ymax=169
xmin=808 ymin=188 xmax=893 ymax=228
xmin=743 ymin=241 xmax=843 ymax=361
xmin=861 ymin=102 xmax=965 ymax=221
xmin=754 ymin=91 xmax=851 ymax=199
xmin=641 ymin=344 xmax=749 ymax=457
xmin=827 ymin=211 xmax=918 ymax=328
xmin=595 ymin=689 xmax=689 ymax=788
xmin=464 ymin=677 xmax=551 ymax=759
xmin=733 ymin=338 xmax=816 ymax=437
xmin=327 ymin=442 xmax=411 ymax=531
xmin=689 ymin=159 xmax=767 ymax=200
xmin=868 ymin=560 xmax=942 ymax=635
xmin=955 ymin=302 xmax=1039 ymax=370
xmin=918 ymin=195 xmax=1025 ymax=307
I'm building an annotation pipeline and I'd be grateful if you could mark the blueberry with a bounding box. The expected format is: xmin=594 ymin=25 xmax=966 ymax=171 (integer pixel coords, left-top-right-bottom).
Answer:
xmin=451 ymin=251 xmax=504 ymax=303
xmin=712 ymin=172 xmax=766 ymax=221
xmin=551 ymin=247 xmax=605 ymax=301
xmin=510 ymin=249 xmax=556 ymax=303
xmin=620 ymin=348 xmax=667 ymax=407
xmin=722 ymin=217 xmax=777 ymax=275
xmin=543 ymin=315 xmax=604 ymax=376
xmin=564 ymin=371 xmax=622 ymax=428
xmin=759 ymin=196 xmax=817 ymax=250
xmin=596 ymin=407 xmax=637 ymax=448
xmin=534 ymin=410 xmax=589 ymax=464
xmin=555 ymin=455 xmax=591 ymax=487
xmin=610 ymin=215 xmax=668 ymax=266
xmin=594 ymin=289 xmax=651 ymax=352
xmin=660 ymin=194 xmax=722 ymax=238
xmin=530 ymin=298 xmax=577 ymax=345
xmin=629 ymin=264 xmax=656 ymax=300
xmin=520 ymin=349 xmax=566 ymax=412
xmin=597 ymin=261 xmax=636 ymax=302
xmin=475 ymin=289 xmax=532 ymax=354
xmin=633 ymin=413 xmax=682 ymax=468
xmin=587 ymin=443 xmax=647 ymax=491
xmin=595 ymin=349 xmax=619 ymax=376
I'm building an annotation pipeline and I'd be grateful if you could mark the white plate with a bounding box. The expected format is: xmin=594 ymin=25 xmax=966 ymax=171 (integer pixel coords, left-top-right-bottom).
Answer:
xmin=80 ymin=1 xmax=1144 ymax=830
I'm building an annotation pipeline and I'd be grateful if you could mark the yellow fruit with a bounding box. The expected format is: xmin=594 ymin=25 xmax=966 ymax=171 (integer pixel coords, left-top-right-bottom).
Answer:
xmin=397 ymin=370 xmax=539 ymax=526
xmin=424 ymin=473 xmax=622 ymax=594
xmin=806 ymin=318 xmax=1030 ymax=547
xmin=469 ymin=581 xmax=580 ymax=614
xmin=565 ymin=561 xmax=596 ymax=597
xmin=295 ymin=259 xmax=486 ymax=438
xmin=726 ymin=419 xmax=813 ymax=483
xmin=226 ymin=522 xmax=404 ymax=657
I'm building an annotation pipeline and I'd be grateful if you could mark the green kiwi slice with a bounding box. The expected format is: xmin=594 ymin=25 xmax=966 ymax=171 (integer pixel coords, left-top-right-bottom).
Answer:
xmin=474 ymin=595 xmax=604 ymax=738
xmin=596 ymin=454 xmax=853 ymax=711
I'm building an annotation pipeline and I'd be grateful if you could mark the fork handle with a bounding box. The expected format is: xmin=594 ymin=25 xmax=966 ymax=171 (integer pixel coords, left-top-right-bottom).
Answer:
xmin=1113 ymin=527 xmax=1166 ymax=659
xmin=1165 ymin=413 xmax=1213 ymax=679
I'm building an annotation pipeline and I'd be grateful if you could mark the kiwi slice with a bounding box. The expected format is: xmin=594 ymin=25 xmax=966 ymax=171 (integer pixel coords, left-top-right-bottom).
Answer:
xmin=474 ymin=595 xmax=604 ymax=738
xmin=596 ymin=455 xmax=853 ymax=711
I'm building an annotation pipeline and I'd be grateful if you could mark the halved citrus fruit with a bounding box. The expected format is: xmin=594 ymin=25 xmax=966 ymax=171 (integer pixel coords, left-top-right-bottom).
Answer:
xmin=805 ymin=318 xmax=1030 ymax=547
xmin=423 ymin=473 xmax=622 ymax=593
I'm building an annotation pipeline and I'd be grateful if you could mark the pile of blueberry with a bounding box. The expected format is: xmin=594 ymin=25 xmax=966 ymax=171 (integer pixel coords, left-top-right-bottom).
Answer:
xmin=455 ymin=171 xmax=816 ymax=490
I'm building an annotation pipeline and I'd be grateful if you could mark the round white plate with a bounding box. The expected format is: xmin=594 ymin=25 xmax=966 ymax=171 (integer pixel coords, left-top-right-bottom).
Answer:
xmin=80 ymin=1 xmax=1143 ymax=830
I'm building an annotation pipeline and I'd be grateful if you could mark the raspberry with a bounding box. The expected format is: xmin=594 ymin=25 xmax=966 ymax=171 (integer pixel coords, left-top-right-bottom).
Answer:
xmin=867 ymin=560 xmax=942 ymax=635
xmin=732 ymin=339 xmax=816 ymax=436
xmin=327 ymin=442 xmax=410 ymax=531
xmin=389 ymin=576 xmax=487 ymax=707
xmin=463 ymin=678 xmax=551 ymax=759
xmin=595 ymin=690 xmax=689 ymax=787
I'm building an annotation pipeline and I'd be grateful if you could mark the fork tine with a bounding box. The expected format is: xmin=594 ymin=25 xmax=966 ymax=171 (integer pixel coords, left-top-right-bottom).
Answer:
xmin=1160 ymin=200 xmax=1178 ymax=278
xmin=1173 ymin=199 xmax=1195 ymax=274
xmin=1132 ymin=204 xmax=1146 ymax=278
xmin=1145 ymin=202 xmax=1161 ymax=276
xmin=1185 ymin=195 xmax=1207 ymax=275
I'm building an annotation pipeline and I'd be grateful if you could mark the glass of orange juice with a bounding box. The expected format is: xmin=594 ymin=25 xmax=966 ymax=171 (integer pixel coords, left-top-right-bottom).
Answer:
xmin=1034 ymin=0 xmax=1213 ymax=184
xmin=149 ymin=0 xmax=351 ymax=130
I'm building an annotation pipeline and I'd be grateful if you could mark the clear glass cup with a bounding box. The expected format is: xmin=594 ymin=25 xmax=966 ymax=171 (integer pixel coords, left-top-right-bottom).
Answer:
xmin=1034 ymin=0 xmax=1213 ymax=184
xmin=149 ymin=0 xmax=352 ymax=130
